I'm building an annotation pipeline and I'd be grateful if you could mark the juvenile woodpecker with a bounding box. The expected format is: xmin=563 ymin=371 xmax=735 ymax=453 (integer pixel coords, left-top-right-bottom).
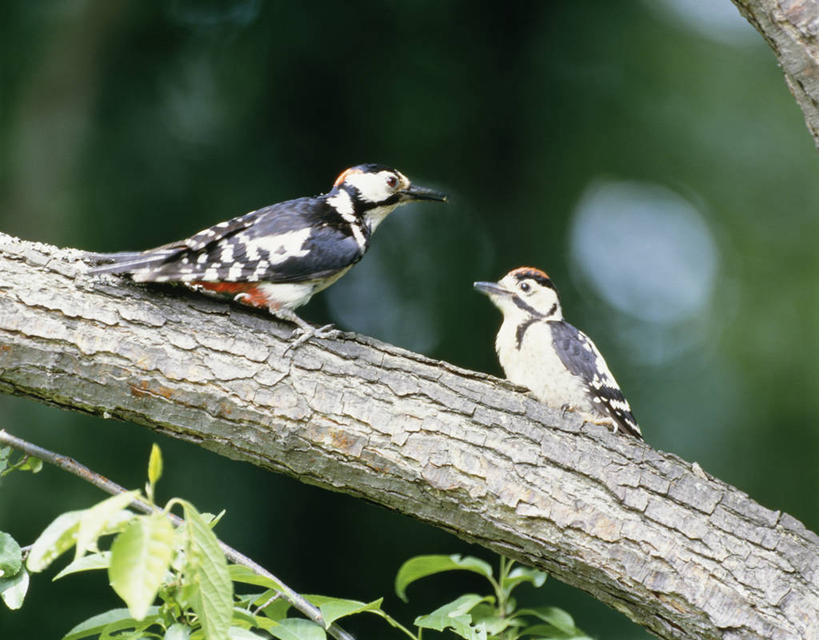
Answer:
xmin=88 ymin=164 xmax=446 ymax=345
xmin=474 ymin=267 xmax=642 ymax=439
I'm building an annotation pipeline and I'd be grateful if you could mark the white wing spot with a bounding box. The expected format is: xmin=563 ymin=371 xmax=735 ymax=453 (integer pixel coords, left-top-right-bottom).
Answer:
xmin=227 ymin=263 xmax=243 ymax=280
xmin=240 ymin=228 xmax=312 ymax=266
xmin=219 ymin=244 xmax=234 ymax=264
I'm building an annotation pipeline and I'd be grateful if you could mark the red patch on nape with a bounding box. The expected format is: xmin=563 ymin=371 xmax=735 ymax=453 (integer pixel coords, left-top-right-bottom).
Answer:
xmin=333 ymin=166 xmax=363 ymax=187
xmin=190 ymin=281 xmax=273 ymax=310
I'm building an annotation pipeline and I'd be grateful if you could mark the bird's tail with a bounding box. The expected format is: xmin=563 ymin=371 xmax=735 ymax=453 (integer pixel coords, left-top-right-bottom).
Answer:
xmin=85 ymin=249 xmax=180 ymax=276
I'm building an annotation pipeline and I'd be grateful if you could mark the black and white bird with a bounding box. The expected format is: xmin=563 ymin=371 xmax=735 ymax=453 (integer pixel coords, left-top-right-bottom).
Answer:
xmin=474 ymin=267 xmax=642 ymax=439
xmin=88 ymin=164 xmax=446 ymax=345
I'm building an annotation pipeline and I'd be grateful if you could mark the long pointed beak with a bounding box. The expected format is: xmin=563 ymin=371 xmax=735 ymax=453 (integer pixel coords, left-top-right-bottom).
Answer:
xmin=473 ymin=281 xmax=512 ymax=297
xmin=400 ymin=184 xmax=448 ymax=202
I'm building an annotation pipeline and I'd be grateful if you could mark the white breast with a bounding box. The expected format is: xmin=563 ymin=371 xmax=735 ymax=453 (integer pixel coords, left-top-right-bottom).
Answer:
xmin=255 ymin=265 xmax=354 ymax=310
xmin=495 ymin=319 xmax=593 ymax=412
xmin=256 ymin=282 xmax=317 ymax=310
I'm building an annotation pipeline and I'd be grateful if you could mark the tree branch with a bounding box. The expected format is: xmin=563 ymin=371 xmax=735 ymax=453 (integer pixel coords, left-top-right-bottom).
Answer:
xmin=733 ymin=0 xmax=819 ymax=148
xmin=0 ymin=428 xmax=356 ymax=640
xmin=0 ymin=232 xmax=816 ymax=640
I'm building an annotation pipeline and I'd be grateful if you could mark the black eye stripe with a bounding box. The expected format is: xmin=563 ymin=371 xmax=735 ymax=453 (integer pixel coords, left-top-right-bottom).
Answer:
xmin=512 ymin=295 xmax=543 ymax=318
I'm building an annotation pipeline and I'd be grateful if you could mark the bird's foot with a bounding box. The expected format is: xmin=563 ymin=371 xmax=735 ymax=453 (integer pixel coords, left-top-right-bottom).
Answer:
xmin=284 ymin=323 xmax=340 ymax=353
xmin=270 ymin=308 xmax=338 ymax=352
xmin=270 ymin=308 xmax=339 ymax=352
xmin=578 ymin=411 xmax=618 ymax=433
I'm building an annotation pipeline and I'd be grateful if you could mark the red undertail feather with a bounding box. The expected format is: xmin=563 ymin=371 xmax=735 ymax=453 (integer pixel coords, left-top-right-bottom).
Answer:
xmin=189 ymin=282 xmax=276 ymax=310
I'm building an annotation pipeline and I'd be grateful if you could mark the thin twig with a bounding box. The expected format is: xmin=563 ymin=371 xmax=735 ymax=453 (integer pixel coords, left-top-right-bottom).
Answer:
xmin=0 ymin=428 xmax=356 ymax=640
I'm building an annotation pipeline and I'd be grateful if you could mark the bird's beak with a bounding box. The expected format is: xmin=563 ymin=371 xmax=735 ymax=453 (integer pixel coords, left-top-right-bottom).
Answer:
xmin=400 ymin=184 xmax=448 ymax=202
xmin=473 ymin=281 xmax=512 ymax=297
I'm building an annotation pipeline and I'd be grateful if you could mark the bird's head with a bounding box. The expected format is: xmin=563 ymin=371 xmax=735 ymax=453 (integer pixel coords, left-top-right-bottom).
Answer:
xmin=330 ymin=164 xmax=447 ymax=230
xmin=474 ymin=267 xmax=563 ymax=322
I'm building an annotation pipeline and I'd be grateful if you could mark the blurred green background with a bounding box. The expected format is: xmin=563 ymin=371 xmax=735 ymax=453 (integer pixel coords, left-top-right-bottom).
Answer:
xmin=1 ymin=1 xmax=818 ymax=638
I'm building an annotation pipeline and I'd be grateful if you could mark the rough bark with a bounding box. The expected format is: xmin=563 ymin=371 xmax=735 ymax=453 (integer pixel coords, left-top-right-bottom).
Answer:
xmin=0 ymin=232 xmax=816 ymax=640
xmin=733 ymin=0 xmax=819 ymax=148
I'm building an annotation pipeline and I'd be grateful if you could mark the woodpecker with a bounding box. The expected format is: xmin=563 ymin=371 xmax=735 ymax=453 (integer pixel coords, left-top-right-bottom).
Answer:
xmin=474 ymin=267 xmax=642 ymax=439
xmin=88 ymin=164 xmax=446 ymax=346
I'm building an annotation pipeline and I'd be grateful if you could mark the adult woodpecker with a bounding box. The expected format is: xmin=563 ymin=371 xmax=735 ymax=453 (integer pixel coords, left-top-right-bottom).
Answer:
xmin=474 ymin=267 xmax=642 ymax=439
xmin=88 ymin=164 xmax=446 ymax=345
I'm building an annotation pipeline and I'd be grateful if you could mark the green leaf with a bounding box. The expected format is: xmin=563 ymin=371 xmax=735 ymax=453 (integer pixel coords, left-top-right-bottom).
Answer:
xmin=228 ymin=564 xmax=283 ymax=590
xmin=254 ymin=590 xmax=291 ymax=621
xmin=0 ymin=566 xmax=29 ymax=609
xmin=516 ymin=607 xmax=577 ymax=635
xmin=0 ymin=447 xmax=9 ymax=475
xmin=234 ymin=592 xmax=262 ymax=607
xmin=251 ymin=614 xmax=279 ymax=632
xmin=268 ymin=618 xmax=326 ymax=640
xmin=0 ymin=531 xmax=22 ymax=577
xmin=75 ymin=491 xmax=138 ymax=560
xmin=518 ymin=624 xmax=592 ymax=639
xmin=414 ymin=594 xmax=489 ymax=639
xmin=202 ymin=509 xmax=226 ymax=528
xmin=395 ymin=554 xmax=494 ymax=602
xmin=27 ymin=510 xmax=83 ymax=572
xmin=148 ymin=444 xmax=163 ymax=487
xmin=62 ymin=607 xmax=160 ymax=640
xmin=109 ymin=513 xmax=175 ymax=620
xmin=164 ymin=623 xmax=191 ymax=640
xmin=231 ymin=605 xmax=259 ymax=626
xmin=228 ymin=627 xmax=267 ymax=639
xmin=17 ymin=455 xmax=43 ymax=473
xmin=304 ymin=595 xmax=384 ymax=626
xmin=470 ymin=603 xmax=524 ymax=635
xmin=0 ymin=449 xmax=42 ymax=478
xmin=54 ymin=551 xmax=111 ymax=580
xmin=182 ymin=500 xmax=232 ymax=640
xmin=503 ymin=566 xmax=548 ymax=596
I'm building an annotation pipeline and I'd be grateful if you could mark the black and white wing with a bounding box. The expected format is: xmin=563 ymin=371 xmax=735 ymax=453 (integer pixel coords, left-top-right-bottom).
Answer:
xmin=88 ymin=197 xmax=367 ymax=284
xmin=87 ymin=203 xmax=270 ymax=276
xmin=549 ymin=321 xmax=642 ymax=439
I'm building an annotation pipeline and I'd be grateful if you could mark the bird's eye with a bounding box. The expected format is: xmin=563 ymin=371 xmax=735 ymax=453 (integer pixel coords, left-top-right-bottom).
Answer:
xmin=520 ymin=281 xmax=531 ymax=293
xmin=386 ymin=175 xmax=398 ymax=189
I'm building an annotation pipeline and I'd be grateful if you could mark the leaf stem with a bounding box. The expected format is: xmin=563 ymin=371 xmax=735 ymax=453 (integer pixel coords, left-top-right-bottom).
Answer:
xmin=374 ymin=610 xmax=419 ymax=640
xmin=496 ymin=555 xmax=510 ymax=615
xmin=0 ymin=428 xmax=356 ymax=640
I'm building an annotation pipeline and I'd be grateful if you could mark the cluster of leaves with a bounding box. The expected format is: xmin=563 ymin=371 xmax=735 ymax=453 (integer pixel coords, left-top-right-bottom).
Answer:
xmin=1 ymin=444 xmax=589 ymax=640
xmin=0 ymin=444 xmax=346 ymax=639
xmin=0 ymin=445 xmax=42 ymax=483
xmin=395 ymin=555 xmax=590 ymax=640
xmin=0 ymin=444 xmax=42 ymax=609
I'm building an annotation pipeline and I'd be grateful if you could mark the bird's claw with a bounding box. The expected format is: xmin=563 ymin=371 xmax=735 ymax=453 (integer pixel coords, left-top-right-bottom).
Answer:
xmin=284 ymin=323 xmax=340 ymax=353
xmin=313 ymin=323 xmax=340 ymax=339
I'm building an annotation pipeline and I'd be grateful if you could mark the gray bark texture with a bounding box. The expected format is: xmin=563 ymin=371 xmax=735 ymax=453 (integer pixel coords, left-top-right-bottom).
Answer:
xmin=0 ymin=232 xmax=817 ymax=640
xmin=733 ymin=0 xmax=819 ymax=148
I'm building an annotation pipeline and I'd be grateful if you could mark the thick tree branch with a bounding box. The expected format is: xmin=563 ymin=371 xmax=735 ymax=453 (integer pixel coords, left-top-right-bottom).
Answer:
xmin=733 ymin=0 xmax=819 ymax=148
xmin=0 ymin=233 xmax=816 ymax=640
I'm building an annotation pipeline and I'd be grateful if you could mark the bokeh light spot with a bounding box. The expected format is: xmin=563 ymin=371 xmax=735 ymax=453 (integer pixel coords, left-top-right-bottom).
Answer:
xmin=569 ymin=179 xmax=718 ymax=325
